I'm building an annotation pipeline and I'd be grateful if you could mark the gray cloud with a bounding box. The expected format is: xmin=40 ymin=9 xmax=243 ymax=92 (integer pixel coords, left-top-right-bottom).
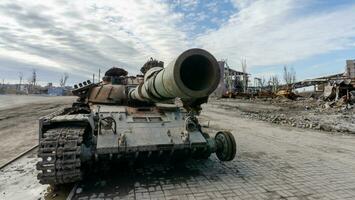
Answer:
xmin=1 ymin=0 xmax=354 ymax=85
xmin=197 ymin=0 xmax=355 ymax=70
xmin=0 ymin=2 xmax=143 ymax=76
xmin=0 ymin=3 xmax=54 ymax=29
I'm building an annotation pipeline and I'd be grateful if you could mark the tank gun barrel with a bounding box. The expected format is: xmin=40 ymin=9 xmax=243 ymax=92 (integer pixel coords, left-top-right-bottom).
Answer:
xmin=129 ymin=48 xmax=220 ymax=102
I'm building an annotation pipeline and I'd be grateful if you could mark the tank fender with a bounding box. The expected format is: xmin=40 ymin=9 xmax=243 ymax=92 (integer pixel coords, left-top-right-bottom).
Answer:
xmin=39 ymin=112 xmax=95 ymax=139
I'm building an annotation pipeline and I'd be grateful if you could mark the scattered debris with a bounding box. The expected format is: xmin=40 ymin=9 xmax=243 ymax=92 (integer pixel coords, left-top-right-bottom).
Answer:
xmin=276 ymin=89 xmax=299 ymax=100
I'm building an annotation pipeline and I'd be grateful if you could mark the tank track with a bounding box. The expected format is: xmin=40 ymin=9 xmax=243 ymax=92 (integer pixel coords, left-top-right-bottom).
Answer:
xmin=37 ymin=126 xmax=85 ymax=185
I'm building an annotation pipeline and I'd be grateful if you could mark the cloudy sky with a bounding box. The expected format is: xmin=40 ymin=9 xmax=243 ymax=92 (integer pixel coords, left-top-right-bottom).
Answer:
xmin=0 ymin=0 xmax=354 ymax=86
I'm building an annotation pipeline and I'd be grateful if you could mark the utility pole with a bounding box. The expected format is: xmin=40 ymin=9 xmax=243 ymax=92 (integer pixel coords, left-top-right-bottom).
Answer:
xmin=18 ymin=72 xmax=23 ymax=91
xmin=224 ymin=60 xmax=233 ymax=97
xmin=241 ymin=58 xmax=248 ymax=93
xmin=32 ymin=69 xmax=37 ymax=87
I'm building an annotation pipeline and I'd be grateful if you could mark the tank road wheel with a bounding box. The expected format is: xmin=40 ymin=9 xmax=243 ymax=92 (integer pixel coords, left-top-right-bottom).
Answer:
xmin=215 ymin=131 xmax=236 ymax=161
xmin=37 ymin=126 xmax=86 ymax=185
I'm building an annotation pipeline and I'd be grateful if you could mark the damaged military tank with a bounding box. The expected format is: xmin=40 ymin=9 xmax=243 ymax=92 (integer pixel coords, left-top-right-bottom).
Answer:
xmin=37 ymin=48 xmax=236 ymax=185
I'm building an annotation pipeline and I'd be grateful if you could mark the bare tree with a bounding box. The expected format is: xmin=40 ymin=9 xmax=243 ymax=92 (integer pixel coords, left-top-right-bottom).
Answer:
xmin=254 ymin=77 xmax=267 ymax=89
xmin=269 ymin=75 xmax=279 ymax=92
xmin=59 ymin=73 xmax=69 ymax=87
xmin=259 ymin=77 xmax=266 ymax=88
xmin=241 ymin=58 xmax=248 ymax=92
xmin=283 ymin=65 xmax=296 ymax=85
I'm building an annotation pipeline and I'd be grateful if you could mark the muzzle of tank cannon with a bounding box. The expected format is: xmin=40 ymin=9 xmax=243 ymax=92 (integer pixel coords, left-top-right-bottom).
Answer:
xmin=129 ymin=48 xmax=220 ymax=102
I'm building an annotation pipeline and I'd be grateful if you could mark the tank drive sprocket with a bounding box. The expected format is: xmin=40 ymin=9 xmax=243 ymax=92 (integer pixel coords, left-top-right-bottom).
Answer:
xmin=37 ymin=126 xmax=85 ymax=185
xmin=215 ymin=131 xmax=236 ymax=161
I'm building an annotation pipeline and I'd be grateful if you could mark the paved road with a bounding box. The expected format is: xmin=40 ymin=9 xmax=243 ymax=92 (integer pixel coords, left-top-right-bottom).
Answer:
xmin=71 ymin=104 xmax=355 ymax=200
xmin=0 ymin=95 xmax=73 ymax=110
xmin=1 ymin=103 xmax=355 ymax=200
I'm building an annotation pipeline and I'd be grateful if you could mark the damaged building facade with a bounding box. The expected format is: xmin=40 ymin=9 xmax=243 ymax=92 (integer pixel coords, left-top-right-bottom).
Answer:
xmin=212 ymin=61 xmax=249 ymax=98
xmin=292 ymin=59 xmax=355 ymax=103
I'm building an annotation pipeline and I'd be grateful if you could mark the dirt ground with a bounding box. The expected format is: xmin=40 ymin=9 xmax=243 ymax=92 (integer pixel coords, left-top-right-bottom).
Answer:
xmin=209 ymin=97 xmax=355 ymax=134
xmin=0 ymin=95 xmax=76 ymax=166
xmin=1 ymin=98 xmax=355 ymax=199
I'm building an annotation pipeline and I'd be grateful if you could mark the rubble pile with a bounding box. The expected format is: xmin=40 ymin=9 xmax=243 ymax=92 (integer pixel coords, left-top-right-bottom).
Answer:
xmin=212 ymin=96 xmax=355 ymax=134
xmin=247 ymin=97 xmax=354 ymax=133
xmin=241 ymin=109 xmax=354 ymax=133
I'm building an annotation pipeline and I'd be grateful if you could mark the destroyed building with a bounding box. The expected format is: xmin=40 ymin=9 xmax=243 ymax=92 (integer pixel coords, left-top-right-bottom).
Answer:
xmin=212 ymin=61 xmax=249 ymax=98
xmin=289 ymin=59 xmax=355 ymax=103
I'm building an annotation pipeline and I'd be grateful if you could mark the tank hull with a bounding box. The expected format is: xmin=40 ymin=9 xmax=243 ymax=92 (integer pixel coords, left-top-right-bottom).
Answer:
xmin=37 ymin=104 xmax=219 ymax=184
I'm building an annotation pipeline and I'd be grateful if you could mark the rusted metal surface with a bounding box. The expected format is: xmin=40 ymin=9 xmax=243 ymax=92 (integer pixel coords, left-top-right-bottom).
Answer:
xmin=88 ymin=84 xmax=127 ymax=104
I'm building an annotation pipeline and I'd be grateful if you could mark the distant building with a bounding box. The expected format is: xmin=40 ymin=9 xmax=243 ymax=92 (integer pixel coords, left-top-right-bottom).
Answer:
xmin=48 ymin=87 xmax=65 ymax=96
xmin=18 ymin=85 xmax=27 ymax=93
xmin=212 ymin=61 xmax=226 ymax=97
xmin=290 ymin=59 xmax=355 ymax=94
xmin=346 ymin=60 xmax=355 ymax=79
xmin=212 ymin=61 xmax=249 ymax=97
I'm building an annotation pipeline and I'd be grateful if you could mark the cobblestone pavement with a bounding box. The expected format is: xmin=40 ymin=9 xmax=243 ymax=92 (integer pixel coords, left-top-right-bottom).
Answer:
xmin=72 ymin=105 xmax=355 ymax=200
xmin=1 ymin=104 xmax=355 ymax=200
